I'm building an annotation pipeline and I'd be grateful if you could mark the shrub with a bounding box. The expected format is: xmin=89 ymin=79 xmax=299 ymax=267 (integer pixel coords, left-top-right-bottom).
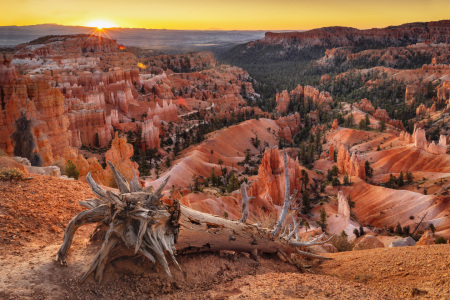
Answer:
xmin=359 ymin=226 xmax=365 ymax=237
xmin=395 ymin=222 xmax=403 ymax=235
xmin=353 ymin=228 xmax=360 ymax=238
xmin=331 ymin=231 xmax=354 ymax=252
xmin=332 ymin=177 xmax=341 ymax=187
xmin=0 ymin=168 xmax=24 ymax=181
xmin=428 ymin=223 xmax=436 ymax=234
xmin=66 ymin=160 xmax=80 ymax=180
xmin=435 ymin=237 xmax=447 ymax=244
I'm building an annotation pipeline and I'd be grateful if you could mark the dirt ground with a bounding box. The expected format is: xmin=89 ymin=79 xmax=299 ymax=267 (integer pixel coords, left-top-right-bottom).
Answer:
xmin=1 ymin=176 xmax=449 ymax=299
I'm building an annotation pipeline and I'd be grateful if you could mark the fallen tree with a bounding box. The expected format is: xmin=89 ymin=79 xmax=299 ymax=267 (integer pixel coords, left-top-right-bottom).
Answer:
xmin=57 ymin=152 xmax=333 ymax=283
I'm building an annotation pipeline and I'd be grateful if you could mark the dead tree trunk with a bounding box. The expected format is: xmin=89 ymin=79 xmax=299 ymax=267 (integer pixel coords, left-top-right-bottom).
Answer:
xmin=57 ymin=159 xmax=333 ymax=283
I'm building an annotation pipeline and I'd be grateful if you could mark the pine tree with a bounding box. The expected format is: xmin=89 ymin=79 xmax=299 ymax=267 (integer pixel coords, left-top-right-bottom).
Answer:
xmin=319 ymin=207 xmax=327 ymax=231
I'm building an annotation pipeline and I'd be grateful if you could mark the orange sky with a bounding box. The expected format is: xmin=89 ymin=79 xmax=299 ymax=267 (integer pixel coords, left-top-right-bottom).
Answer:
xmin=2 ymin=0 xmax=449 ymax=30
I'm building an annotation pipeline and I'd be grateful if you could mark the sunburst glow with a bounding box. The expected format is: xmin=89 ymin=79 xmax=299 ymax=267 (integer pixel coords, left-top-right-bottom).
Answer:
xmin=85 ymin=20 xmax=118 ymax=29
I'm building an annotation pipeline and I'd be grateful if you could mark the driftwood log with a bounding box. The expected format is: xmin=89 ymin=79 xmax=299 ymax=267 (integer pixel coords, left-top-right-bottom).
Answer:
xmin=57 ymin=153 xmax=333 ymax=283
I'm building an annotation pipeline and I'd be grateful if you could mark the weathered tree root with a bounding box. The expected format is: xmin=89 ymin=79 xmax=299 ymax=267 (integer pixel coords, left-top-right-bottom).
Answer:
xmin=57 ymin=155 xmax=333 ymax=283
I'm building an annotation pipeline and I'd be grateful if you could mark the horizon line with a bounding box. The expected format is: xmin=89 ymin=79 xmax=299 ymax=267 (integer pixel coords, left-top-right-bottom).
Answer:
xmin=1 ymin=19 xmax=448 ymax=32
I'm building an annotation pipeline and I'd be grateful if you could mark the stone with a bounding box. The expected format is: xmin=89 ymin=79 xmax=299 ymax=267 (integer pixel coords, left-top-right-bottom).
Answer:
xmin=329 ymin=144 xmax=335 ymax=161
xmin=141 ymin=118 xmax=161 ymax=150
xmin=337 ymin=191 xmax=350 ymax=221
xmin=332 ymin=119 xmax=338 ymax=130
xmin=354 ymin=235 xmax=385 ymax=250
xmin=275 ymin=90 xmax=290 ymax=113
xmin=337 ymin=144 xmax=365 ymax=179
xmin=276 ymin=113 xmax=301 ymax=143
xmin=354 ymin=99 xmax=375 ymax=114
xmin=389 ymin=236 xmax=416 ymax=247
xmin=416 ymin=231 xmax=435 ymax=246
xmin=104 ymin=132 xmax=139 ymax=187
xmin=320 ymin=74 xmax=331 ymax=84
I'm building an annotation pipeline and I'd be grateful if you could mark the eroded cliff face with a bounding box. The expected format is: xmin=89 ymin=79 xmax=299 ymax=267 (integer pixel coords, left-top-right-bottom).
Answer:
xmin=256 ymin=21 xmax=450 ymax=50
xmin=276 ymin=113 xmax=301 ymax=143
xmin=0 ymin=53 xmax=71 ymax=164
xmin=317 ymin=43 xmax=450 ymax=69
xmin=249 ymin=147 xmax=315 ymax=207
xmin=336 ymin=144 xmax=366 ymax=179
xmin=275 ymin=85 xmax=331 ymax=114
xmin=399 ymin=125 xmax=447 ymax=155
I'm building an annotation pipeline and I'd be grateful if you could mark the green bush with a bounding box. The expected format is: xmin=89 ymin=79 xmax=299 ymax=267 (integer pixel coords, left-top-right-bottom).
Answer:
xmin=66 ymin=160 xmax=80 ymax=180
xmin=435 ymin=237 xmax=447 ymax=244
xmin=331 ymin=231 xmax=353 ymax=252
xmin=0 ymin=168 xmax=24 ymax=181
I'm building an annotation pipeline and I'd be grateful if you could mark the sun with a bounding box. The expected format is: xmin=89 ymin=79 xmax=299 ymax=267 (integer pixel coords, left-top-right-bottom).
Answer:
xmin=85 ymin=20 xmax=118 ymax=29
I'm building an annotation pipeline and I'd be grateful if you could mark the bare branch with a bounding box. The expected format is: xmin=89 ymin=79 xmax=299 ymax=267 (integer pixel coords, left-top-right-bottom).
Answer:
xmin=130 ymin=168 xmax=142 ymax=193
xmin=240 ymin=182 xmax=255 ymax=223
xmin=86 ymin=172 xmax=108 ymax=200
xmin=289 ymin=233 xmax=335 ymax=247
xmin=412 ymin=212 xmax=428 ymax=236
xmin=107 ymin=161 xmax=130 ymax=194
xmin=296 ymin=248 xmax=331 ymax=260
xmin=272 ymin=151 xmax=295 ymax=237
xmin=147 ymin=176 xmax=170 ymax=206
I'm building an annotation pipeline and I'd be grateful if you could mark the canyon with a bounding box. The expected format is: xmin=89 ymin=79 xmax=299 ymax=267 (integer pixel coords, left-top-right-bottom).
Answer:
xmin=1 ymin=19 xmax=450 ymax=299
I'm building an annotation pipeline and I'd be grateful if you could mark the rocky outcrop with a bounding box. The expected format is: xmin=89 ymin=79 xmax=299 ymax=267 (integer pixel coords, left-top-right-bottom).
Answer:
xmin=389 ymin=236 xmax=416 ymax=247
xmin=146 ymin=100 xmax=179 ymax=123
xmin=416 ymin=104 xmax=428 ymax=117
xmin=416 ymin=231 xmax=435 ymax=246
xmin=308 ymin=110 xmax=319 ymax=124
xmin=0 ymin=56 xmax=72 ymax=163
xmin=337 ymin=191 xmax=350 ymax=221
xmin=373 ymin=108 xmax=390 ymax=122
xmin=289 ymin=85 xmax=304 ymax=101
xmin=399 ymin=131 xmax=414 ymax=143
xmin=329 ymin=144 xmax=335 ymax=161
xmin=275 ymin=90 xmax=290 ymax=113
xmin=250 ymin=147 xmax=311 ymax=206
xmin=141 ymin=118 xmax=161 ymax=150
xmin=337 ymin=144 xmax=366 ymax=179
xmin=437 ymin=81 xmax=450 ymax=102
xmin=276 ymin=113 xmax=301 ymax=143
xmin=304 ymin=86 xmax=333 ymax=105
xmin=104 ymin=132 xmax=139 ymax=187
xmin=332 ymin=119 xmax=339 ymax=131
xmin=320 ymin=74 xmax=331 ymax=84
xmin=67 ymin=109 xmax=111 ymax=148
xmin=61 ymin=147 xmax=107 ymax=185
xmin=399 ymin=125 xmax=448 ymax=155
xmin=258 ymin=21 xmax=450 ymax=50
xmin=354 ymin=235 xmax=384 ymax=250
xmin=353 ymin=99 xmax=375 ymax=114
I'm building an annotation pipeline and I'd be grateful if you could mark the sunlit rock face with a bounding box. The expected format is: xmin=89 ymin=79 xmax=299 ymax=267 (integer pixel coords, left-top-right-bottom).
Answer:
xmin=336 ymin=144 xmax=366 ymax=179
xmin=275 ymin=90 xmax=290 ymax=113
xmin=249 ymin=147 xmax=313 ymax=207
xmin=399 ymin=125 xmax=447 ymax=155
xmin=258 ymin=21 xmax=450 ymax=49
xmin=104 ymin=132 xmax=140 ymax=186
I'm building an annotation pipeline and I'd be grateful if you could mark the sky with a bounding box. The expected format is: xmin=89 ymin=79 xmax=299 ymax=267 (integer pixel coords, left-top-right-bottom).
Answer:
xmin=2 ymin=0 xmax=449 ymax=30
